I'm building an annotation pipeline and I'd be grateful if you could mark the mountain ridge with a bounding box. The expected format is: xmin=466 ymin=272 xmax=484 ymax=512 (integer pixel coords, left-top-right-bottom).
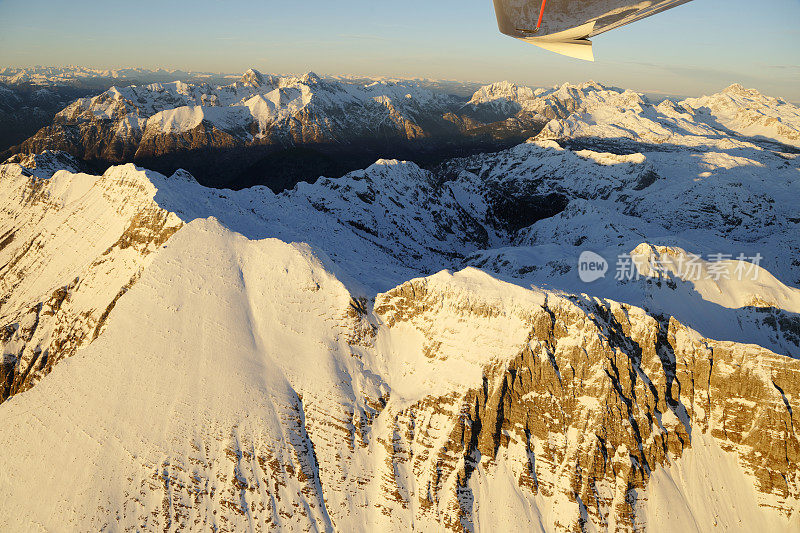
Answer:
xmin=6 ymin=72 xmax=798 ymax=190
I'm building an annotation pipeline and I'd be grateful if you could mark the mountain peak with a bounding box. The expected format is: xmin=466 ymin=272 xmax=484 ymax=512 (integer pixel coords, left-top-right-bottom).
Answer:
xmin=556 ymin=80 xmax=612 ymax=93
xmin=300 ymin=71 xmax=321 ymax=85
xmin=721 ymin=83 xmax=762 ymax=98
xmin=240 ymin=68 xmax=265 ymax=87
xmin=490 ymin=80 xmax=519 ymax=89
xmin=468 ymin=81 xmax=535 ymax=105
xmin=723 ymin=82 xmax=746 ymax=93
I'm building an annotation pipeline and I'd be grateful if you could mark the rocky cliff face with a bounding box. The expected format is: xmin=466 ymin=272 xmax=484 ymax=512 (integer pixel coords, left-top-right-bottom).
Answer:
xmin=369 ymin=273 xmax=800 ymax=531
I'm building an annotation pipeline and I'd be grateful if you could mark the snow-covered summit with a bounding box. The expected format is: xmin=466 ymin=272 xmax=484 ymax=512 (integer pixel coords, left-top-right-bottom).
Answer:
xmin=461 ymin=79 xmax=800 ymax=150
xmin=679 ymin=84 xmax=800 ymax=147
xmin=240 ymin=67 xmax=265 ymax=86
xmin=467 ymin=80 xmax=537 ymax=105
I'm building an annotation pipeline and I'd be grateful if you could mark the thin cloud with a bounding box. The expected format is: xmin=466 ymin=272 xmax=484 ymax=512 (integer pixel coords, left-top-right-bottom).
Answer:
xmin=337 ymin=34 xmax=393 ymax=42
xmin=766 ymin=65 xmax=800 ymax=71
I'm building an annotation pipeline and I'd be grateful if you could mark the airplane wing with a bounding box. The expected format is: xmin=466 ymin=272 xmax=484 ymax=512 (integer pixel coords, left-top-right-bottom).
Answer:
xmin=493 ymin=0 xmax=694 ymax=60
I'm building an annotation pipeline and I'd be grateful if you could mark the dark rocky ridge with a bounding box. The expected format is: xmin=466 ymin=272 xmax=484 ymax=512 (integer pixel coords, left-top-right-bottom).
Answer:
xmin=0 ymin=83 xmax=97 ymax=152
xmin=4 ymin=116 xmax=541 ymax=192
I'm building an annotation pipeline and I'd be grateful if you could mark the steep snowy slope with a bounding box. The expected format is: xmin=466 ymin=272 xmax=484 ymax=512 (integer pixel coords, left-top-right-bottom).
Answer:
xmin=0 ymin=218 xmax=374 ymax=531
xmin=0 ymin=80 xmax=798 ymax=531
xmin=0 ymin=212 xmax=797 ymax=531
xmin=0 ymin=163 xmax=183 ymax=401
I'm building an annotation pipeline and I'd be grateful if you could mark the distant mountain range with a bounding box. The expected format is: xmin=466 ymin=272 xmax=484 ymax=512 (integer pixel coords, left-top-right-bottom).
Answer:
xmin=4 ymin=68 xmax=798 ymax=191
xmin=0 ymin=66 xmax=237 ymax=87
xmin=2 ymin=69 xmax=538 ymax=188
xmin=0 ymin=67 xmax=487 ymax=174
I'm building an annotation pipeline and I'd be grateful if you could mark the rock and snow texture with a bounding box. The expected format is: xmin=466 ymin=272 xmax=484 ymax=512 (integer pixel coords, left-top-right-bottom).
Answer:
xmin=680 ymin=84 xmax=800 ymax=148
xmin=9 ymin=70 xmax=464 ymax=173
xmin=462 ymin=80 xmax=800 ymax=151
xmin=2 ymin=149 xmax=83 ymax=178
xmin=0 ymin=163 xmax=183 ymax=402
xmin=0 ymin=80 xmax=799 ymax=531
xmin=10 ymin=73 xmax=800 ymax=190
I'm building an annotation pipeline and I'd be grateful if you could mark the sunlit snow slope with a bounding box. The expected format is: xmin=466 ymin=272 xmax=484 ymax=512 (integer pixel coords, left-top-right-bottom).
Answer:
xmin=0 ymin=80 xmax=799 ymax=531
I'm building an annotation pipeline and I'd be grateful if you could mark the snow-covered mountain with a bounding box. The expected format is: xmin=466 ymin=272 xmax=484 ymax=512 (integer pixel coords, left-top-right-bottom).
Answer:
xmin=6 ymin=69 xmax=502 ymax=188
xmin=0 ymin=78 xmax=798 ymax=531
xmin=10 ymin=72 xmax=799 ymax=192
xmin=680 ymin=83 xmax=800 ymax=148
xmin=0 ymin=68 xmax=254 ymax=153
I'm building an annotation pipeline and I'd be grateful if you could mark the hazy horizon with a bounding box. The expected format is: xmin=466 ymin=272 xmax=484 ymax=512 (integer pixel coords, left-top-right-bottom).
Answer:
xmin=1 ymin=0 xmax=798 ymax=102
xmin=0 ymin=64 xmax=793 ymax=105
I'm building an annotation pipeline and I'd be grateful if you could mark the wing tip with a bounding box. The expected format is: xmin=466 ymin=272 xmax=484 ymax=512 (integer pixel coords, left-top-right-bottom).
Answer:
xmin=529 ymin=39 xmax=595 ymax=61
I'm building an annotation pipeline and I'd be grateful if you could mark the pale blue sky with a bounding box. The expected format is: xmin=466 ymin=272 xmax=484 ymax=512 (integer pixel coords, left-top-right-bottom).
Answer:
xmin=1 ymin=0 xmax=798 ymax=100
